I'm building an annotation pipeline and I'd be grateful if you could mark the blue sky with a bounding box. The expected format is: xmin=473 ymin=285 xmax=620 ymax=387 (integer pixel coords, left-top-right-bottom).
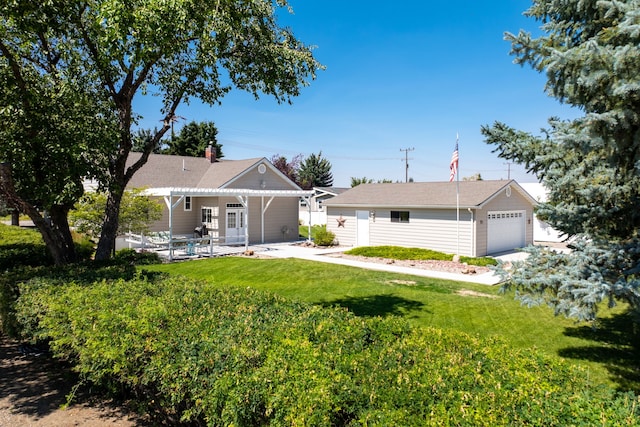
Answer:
xmin=135 ymin=1 xmax=580 ymax=187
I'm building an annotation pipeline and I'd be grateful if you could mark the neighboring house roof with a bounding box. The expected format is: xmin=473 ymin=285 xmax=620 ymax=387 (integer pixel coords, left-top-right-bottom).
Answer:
xmin=125 ymin=153 xmax=268 ymax=189
xmin=324 ymin=180 xmax=536 ymax=209
xmin=313 ymin=186 xmax=351 ymax=197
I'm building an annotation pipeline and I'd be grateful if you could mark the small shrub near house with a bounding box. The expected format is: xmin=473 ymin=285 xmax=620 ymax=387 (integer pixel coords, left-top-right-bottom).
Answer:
xmin=313 ymin=225 xmax=336 ymax=246
xmin=15 ymin=276 xmax=639 ymax=426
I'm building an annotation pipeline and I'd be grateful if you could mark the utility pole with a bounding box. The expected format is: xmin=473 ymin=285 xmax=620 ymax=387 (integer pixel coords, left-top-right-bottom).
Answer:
xmin=400 ymin=147 xmax=415 ymax=183
xmin=504 ymin=162 xmax=512 ymax=180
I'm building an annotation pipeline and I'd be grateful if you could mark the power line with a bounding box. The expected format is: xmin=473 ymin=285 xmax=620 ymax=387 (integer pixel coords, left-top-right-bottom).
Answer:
xmin=400 ymin=147 xmax=415 ymax=183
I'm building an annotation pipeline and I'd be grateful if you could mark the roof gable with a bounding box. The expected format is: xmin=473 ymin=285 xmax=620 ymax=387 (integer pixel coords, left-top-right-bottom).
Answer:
xmin=324 ymin=180 xmax=536 ymax=208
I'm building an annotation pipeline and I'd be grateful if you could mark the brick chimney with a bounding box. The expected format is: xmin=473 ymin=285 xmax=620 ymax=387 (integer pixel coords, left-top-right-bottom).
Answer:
xmin=205 ymin=144 xmax=216 ymax=163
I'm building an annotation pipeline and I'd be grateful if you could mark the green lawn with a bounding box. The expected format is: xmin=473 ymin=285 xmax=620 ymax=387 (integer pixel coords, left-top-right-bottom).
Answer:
xmin=142 ymin=256 xmax=637 ymax=391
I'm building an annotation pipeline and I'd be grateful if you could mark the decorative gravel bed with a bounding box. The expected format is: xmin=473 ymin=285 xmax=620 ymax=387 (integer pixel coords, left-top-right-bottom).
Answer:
xmin=323 ymin=253 xmax=491 ymax=275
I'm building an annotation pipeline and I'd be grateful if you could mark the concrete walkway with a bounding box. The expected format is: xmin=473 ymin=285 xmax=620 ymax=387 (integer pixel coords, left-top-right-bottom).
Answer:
xmin=253 ymin=243 xmax=528 ymax=286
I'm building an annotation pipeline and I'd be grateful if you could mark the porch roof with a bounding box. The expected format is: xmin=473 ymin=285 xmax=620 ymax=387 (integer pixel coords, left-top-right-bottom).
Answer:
xmin=144 ymin=187 xmax=313 ymax=198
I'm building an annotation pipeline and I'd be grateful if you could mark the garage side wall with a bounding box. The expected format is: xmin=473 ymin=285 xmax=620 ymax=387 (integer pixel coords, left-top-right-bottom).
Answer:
xmin=370 ymin=208 xmax=473 ymax=256
xmin=326 ymin=208 xmax=357 ymax=246
xmin=327 ymin=206 xmax=475 ymax=256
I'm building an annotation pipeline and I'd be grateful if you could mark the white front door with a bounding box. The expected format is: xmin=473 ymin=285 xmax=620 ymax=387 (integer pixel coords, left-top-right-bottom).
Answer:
xmin=226 ymin=208 xmax=246 ymax=244
xmin=356 ymin=210 xmax=370 ymax=246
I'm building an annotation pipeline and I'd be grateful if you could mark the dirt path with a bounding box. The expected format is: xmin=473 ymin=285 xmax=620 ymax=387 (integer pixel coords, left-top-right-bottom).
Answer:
xmin=0 ymin=335 xmax=141 ymax=427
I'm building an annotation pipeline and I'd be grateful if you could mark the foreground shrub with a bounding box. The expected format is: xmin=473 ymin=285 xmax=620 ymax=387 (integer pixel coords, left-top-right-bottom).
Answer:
xmin=16 ymin=277 xmax=639 ymax=426
xmin=313 ymin=225 xmax=336 ymax=246
xmin=113 ymin=248 xmax=161 ymax=265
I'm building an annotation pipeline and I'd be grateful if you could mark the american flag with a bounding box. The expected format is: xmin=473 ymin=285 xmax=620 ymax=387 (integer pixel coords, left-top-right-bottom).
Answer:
xmin=449 ymin=139 xmax=459 ymax=182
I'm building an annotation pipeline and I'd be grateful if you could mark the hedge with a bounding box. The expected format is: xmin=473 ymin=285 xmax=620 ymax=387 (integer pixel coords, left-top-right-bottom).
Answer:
xmin=16 ymin=276 xmax=639 ymax=426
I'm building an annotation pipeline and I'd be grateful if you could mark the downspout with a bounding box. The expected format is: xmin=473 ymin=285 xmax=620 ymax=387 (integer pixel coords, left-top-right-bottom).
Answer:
xmin=261 ymin=196 xmax=264 ymax=243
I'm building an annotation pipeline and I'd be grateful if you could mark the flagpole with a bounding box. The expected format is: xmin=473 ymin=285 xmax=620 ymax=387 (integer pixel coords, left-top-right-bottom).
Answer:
xmin=449 ymin=134 xmax=460 ymax=258
xmin=456 ymin=134 xmax=460 ymax=257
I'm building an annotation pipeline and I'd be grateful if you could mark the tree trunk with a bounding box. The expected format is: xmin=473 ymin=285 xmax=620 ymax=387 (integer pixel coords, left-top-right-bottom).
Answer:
xmin=0 ymin=163 xmax=76 ymax=265
xmin=10 ymin=210 xmax=19 ymax=226
xmin=30 ymin=207 xmax=76 ymax=265
xmin=94 ymin=188 xmax=124 ymax=261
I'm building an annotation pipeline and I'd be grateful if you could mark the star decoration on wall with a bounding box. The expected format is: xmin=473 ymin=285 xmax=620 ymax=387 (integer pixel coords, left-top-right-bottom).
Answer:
xmin=336 ymin=216 xmax=346 ymax=227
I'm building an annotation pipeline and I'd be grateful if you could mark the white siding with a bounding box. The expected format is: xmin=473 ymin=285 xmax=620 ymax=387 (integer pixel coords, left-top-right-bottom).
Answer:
xmin=369 ymin=209 xmax=474 ymax=256
xmin=327 ymin=207 xmax=474 ymax=256
xmin=327 ymin=209 xmax=357 ymax=246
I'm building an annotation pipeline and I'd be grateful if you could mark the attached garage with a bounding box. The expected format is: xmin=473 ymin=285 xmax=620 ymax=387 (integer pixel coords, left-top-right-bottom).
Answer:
xmin=487 ymin=210 xmax=525 ymax=254
xmin=324 ymin=180 xmax=537 ymax=257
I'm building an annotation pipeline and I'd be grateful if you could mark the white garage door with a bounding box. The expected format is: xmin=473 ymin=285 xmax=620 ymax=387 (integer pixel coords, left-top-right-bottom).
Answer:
xmin=487 ymin=210 xmax=525 ymax=254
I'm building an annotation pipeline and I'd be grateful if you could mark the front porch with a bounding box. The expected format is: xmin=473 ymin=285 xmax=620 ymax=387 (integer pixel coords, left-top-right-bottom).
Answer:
xmin=125 ymin=232 xmax=252 ymax=261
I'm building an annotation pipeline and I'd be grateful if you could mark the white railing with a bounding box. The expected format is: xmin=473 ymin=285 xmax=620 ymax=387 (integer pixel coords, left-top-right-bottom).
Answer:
xmin=125 ymin=232 xmax=247 ymax=260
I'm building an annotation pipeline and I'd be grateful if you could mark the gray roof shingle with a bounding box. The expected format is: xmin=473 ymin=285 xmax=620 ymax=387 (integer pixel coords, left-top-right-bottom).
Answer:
xmin=324 ymin=180 xmax=535 ymax=208
xmin=125 ymin=153 xmax=263 ymax=189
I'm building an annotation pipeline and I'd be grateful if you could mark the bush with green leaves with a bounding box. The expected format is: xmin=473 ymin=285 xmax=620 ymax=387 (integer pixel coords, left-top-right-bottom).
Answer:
xmin=313 ymin=225 xmax=336 ymax=246
xmin=113 ymin=248 xmax=161 ymax=265
xmin=16 ymin=276 xmax=639 ymax=426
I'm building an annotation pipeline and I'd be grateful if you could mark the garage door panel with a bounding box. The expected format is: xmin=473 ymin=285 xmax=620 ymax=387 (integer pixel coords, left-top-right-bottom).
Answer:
xmin=487 ymin=211 xmax=525 ymax=254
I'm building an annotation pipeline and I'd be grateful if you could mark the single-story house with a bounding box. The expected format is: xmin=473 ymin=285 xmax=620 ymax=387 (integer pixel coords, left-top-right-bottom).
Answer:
xmin=519 ymin=182 xmax=566 ymax=243
xmin=122 ymin=148 xmax=311 ymax=254
xmin=299 ymin=186 xmax=350 ymax=226
xmin=324 ymin=180 xmax=537 ymax=257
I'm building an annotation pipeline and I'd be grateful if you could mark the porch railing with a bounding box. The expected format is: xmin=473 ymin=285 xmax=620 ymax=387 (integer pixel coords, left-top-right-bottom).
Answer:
xmin=125 ymin=232 xmax=247 ymax=260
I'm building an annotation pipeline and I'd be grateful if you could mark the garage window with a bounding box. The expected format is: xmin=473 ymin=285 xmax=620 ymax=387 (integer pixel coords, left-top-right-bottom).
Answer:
xmin=391 ymin=210 xmax=410 ymax=223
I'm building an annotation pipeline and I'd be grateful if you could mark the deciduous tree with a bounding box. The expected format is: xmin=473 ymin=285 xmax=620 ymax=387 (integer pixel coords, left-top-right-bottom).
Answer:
xmin=270 ymin=153 xmax=303 ymax=186
xmin=1 ymin=0 xmax=322 ymax=262
xmin=70 ymin=188 xmax=163 ymax=243
xmin=481 ymin=0 xmax=640 ymax=323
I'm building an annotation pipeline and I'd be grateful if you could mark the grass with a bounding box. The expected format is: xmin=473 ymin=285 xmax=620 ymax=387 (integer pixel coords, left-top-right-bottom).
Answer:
xmin=345 ymin=245 xmax=498 ymax=267
xmin=142 ymin=256 xmax=638 ymax=391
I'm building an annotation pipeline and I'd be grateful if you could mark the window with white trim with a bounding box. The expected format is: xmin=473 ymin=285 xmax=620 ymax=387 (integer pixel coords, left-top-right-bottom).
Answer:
xmin=184 ymin=196 xmax=192 ymax=211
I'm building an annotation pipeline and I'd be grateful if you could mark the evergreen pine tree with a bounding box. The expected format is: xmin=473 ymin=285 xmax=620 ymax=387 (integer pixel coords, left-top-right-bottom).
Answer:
xmin=481 ymin=0 xmax=640 ymax=323
xmin=298 ymin=152 xmax=333 ymax=189
xmin=168 ymin=121 xmax=223 ymax=158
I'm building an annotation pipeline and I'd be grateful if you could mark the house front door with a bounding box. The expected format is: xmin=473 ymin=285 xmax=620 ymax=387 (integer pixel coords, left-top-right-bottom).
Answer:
xmin=225 ymin=207 xmax=246 ymax=244
xmin=356 ymin=210 xmax=370 ymax=246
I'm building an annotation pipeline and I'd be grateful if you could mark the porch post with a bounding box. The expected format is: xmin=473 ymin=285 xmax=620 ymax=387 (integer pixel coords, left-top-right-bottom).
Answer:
xmin=168 ymin=194 xmax=173 ymax=261
xmin=244 ymin=197 xmax=249 ymax=251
